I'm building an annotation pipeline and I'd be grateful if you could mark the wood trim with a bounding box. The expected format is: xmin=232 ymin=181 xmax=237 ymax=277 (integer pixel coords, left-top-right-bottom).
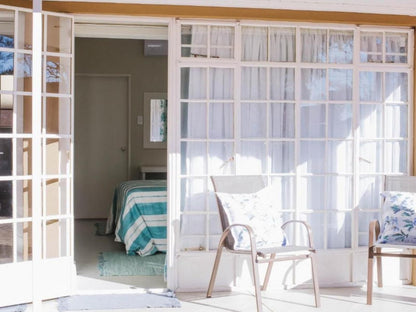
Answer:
xmin=3 ymin=1 xmax=416 ymax=27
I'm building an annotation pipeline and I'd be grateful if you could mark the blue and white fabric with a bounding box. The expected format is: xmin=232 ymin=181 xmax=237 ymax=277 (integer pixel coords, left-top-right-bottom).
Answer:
xmin=106 ymin=180 xmax=167 ymax=256
xmin=377 ymin=191 xmax=416 ymax=245
xmin=216 ymin=186 xmax=287 ymax=251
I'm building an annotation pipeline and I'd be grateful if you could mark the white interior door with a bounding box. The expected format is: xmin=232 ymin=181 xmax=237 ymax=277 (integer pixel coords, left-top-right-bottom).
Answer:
xmin=0 ymin=5 xmax=75 ymax=307
xmin=74 ymin=75 xmax=129 ymax=219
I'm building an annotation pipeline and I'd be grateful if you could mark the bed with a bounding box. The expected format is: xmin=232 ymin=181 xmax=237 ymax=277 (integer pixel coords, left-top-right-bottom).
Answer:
xmin=105 ymin=180 xmax=167 ymax=256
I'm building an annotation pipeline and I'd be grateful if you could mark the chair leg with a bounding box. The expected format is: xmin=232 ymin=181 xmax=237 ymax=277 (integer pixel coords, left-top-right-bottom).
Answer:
xmin=250 ymin=252 xmax=263 ymax=312
xmin=376 ymin=248 xmax=383 ymax=287
xmin=367 ymin=248 xmax=374 ymax=305
xmin=261 ymin=253 xmax=275 ymax=291
xmin=206 ymin=244 xmax=224 ymax=298
xmin=310 ymin=253 xmax=321 ymax=308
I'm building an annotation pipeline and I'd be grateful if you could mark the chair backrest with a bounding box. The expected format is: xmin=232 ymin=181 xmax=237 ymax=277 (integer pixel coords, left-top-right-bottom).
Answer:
xmin=211 ymin=175 xmax=266 ymax=250
xmin=385 ymin=176 xmax=416 ymax=192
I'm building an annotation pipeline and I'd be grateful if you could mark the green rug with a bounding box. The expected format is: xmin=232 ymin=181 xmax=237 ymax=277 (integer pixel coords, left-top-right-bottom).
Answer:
xmin=98 ymin=252 xmax=165 ymax=276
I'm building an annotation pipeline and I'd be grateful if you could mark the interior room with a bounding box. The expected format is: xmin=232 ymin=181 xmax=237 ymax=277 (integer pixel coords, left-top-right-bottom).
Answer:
xmin=73 ymin=21 xmax=169 ymax=292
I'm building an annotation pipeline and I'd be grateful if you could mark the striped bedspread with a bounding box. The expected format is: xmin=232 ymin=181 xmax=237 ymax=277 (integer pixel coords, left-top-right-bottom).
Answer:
xmin=105 ymin=180 xmax=167 ymax=256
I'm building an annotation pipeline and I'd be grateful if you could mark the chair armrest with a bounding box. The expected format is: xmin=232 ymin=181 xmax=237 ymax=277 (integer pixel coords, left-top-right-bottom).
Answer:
xmin=369 ymin=219 xmax=380 ymax=248
xmin=223 ymin=223 xmax=258 ymax=254
xmin=281 ymin=220 xmax=315 ymax=250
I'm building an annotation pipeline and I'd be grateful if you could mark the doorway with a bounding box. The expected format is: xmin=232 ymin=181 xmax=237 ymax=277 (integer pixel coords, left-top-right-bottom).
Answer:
xmin=73 ymin=21 xmax=169 ymax=293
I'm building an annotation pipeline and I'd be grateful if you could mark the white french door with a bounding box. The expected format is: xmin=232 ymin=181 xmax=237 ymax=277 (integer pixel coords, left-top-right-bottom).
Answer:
xmin=174 ymin=20 xmax=413 ymax=289
xmin=0 ymin=4 xmax=74 ymax=307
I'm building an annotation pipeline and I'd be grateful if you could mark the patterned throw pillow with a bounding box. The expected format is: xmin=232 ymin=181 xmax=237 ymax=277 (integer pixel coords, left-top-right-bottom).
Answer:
xmin=216 ymin=186 xmax=287 ymax=251
xmin=377 ymin=191 xmax=416 ymax=245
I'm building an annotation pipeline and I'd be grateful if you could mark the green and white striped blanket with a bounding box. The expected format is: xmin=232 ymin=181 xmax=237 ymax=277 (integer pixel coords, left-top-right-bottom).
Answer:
xmin=106 ymin=180 xmax=167 ymax=256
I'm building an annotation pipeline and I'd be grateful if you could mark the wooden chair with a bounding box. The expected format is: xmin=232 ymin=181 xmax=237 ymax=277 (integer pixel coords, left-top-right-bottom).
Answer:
xmin=367 ymin=175 xmax=416 ymax=304
xmin=207 ymin=175 xmax=320 ymax=312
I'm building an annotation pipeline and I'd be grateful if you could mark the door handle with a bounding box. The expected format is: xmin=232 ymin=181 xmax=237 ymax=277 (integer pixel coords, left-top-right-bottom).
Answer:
xmin=120 ymin=146 xmax=127 ymax=152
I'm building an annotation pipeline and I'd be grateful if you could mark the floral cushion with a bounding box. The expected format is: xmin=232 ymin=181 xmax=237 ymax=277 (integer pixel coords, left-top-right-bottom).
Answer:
xmin=377 ymin=191 xmax=416 ymax=245
xmin=216 ymin=186 xmax=287 ymax=251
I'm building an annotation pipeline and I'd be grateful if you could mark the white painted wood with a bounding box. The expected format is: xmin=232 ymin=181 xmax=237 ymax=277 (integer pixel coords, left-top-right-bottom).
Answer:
xmin=75 ymin=23 xmax=168 ymax=40
xmin=45 ymin=0 xmax=416 ymax=16
xmin=74 ymin=74 xmax=130 ymax=218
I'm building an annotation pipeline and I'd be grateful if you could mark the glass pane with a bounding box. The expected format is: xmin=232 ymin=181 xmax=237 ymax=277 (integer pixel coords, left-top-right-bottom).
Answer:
xmin=385 ymin=72 xmax=408 ymax=102
xmin=210 ymin=68 xmax=233 ymax=99
xmin=359 ymin=141 xmax=383 ymax=173
xmin=16 ymin=138 xmax=32 ymax=176
xmin=181 ymin=102 xmax=206 ymax=139
xmin=181 ymin=178 xmax=206 ymax=212
xmin=45 ymin=138 xmax=71 ymax=175
xmin=209 ymin=102 xmax=233 ymax=139
xmin=385 ymin=141 xmax=407 ymax=174
xmin=301 ymin=69 xmax=326 ymax=101
xmin=270 ymin=103 xmax=295 ymax=138
xmin=209 ymin=214 xmax=222 ymax=236
xmin=210 ymin=26 xmax=234 ymax=59
xmin=299 ymin=177 xmax=325 ymax=211
xmin=17 ymin=12 xmax=32 ymax=50
xmin=181 ymin=236 xmax=205 ymax=251
xmin=45 ymin=97 xmax=71 ymax=135
xmin=0 ymin=223 xmax=12 ymax=264
xmin=181 ymin=214 xmax=206 ymax=235
xmin=0 ymin=52 xmax=14 ymax=91
xmin=359 ymin=176 xmax=384 ymax=210
xmin=16 ymin=180 xmax=32 ymax=218
xmin=328 ymin=104 xmax=352 ymax=138
xmin=181 ymin=142 xmax=206 ymax=175
xmin=0 ymin=9 xmax=14 ymax=48
xmin=47 ymin=15 xmax=72 ymax=54
xmin=0 ymin=138 xmax=11 ymax=175
xmin=301 ymin=29 xmax=327 ymax=63
xmin=329 ymin=30 xmax=353 ymax=64
xmin=208 ymin=142 xmax=234 ymax=175
xmin=360 ymin=72 xmax=382 ymax=102
xmin=270 ymin=68 xmax=295 ymax=100
xmin=386 ymin=32 xmax=407 ymax=63
xmin=16 ymin=53 xmax=32 ymax=92
xmin=241 ymin=67 xmax=267 ymax=100
xmin=329 ymin=69 xmax=352 ymax=101
xmin=358 ymin=211 xmax=379 ymax=234
xmin=270 ymin=141 xmax=295 ymax=173
xmin=327 ymin=176 xmax=352 ymax=210
xmin=17 ymin=222 xmax=32 ymax=262
xmin=45 ymin=56 xmax=71 ymax=94
xmin=270 ymin=177 xmax=294 ymax=210
xmin=0 ymin=181 xmax=12 ymax=218
xmin=45 ymin=218 xmax=69 ymax=259
xmin=16 ymin=96 xmax=32 ymax=134
xmin=270 ymin=27 xmax=296 ymax=62
xmin=327 ymin=141 xmax=353 ymax=173
xmin=240 ymin=141 xmax=266 ymax=174
xmin=360 ymin=32 xmax=382 ymax=63
xmin=209 ymin=236 xmax=221 ymax=251
xmin=385 ymin=105 xmax=408 ymax=138
xmin=181 ymin=25 xmax=207 ymax=58
xmin=299 ymin=141 xmax=325 ymax=173
xmin=327 ymin=212 xmax=351 ymax=248
xmin=302 ymin=213 xmax=324 ymax=249
xmin=45 ymin=178 xmax=69 ymax=216
xmin=360 ymin=104 xmax=383 ymax=138
xmin=241 ymin=27 xmax=267 ymax=61
xmin=241 ymin=103 xmax=266 ymax=138
xmin=181 ymin=68 xmax=206 ymax=99
xmin=300 ymin=103 xmax=325 ymax=138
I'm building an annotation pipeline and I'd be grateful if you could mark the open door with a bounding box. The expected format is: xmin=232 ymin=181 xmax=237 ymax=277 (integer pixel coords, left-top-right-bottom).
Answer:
xmin=0 ymin=4 xmax=74 ymax=307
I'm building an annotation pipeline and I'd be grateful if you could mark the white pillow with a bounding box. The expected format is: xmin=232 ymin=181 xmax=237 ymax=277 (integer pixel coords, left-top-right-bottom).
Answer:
xmin=216 ymin=186 xmax=287 ymax=251
xmin=377 ymin=191 xmax=416 ymax=245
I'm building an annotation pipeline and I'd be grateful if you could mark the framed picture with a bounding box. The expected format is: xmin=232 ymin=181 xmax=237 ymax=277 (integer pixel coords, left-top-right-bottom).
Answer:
xmin=143 ymin=92 xmax=167 ymax=149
